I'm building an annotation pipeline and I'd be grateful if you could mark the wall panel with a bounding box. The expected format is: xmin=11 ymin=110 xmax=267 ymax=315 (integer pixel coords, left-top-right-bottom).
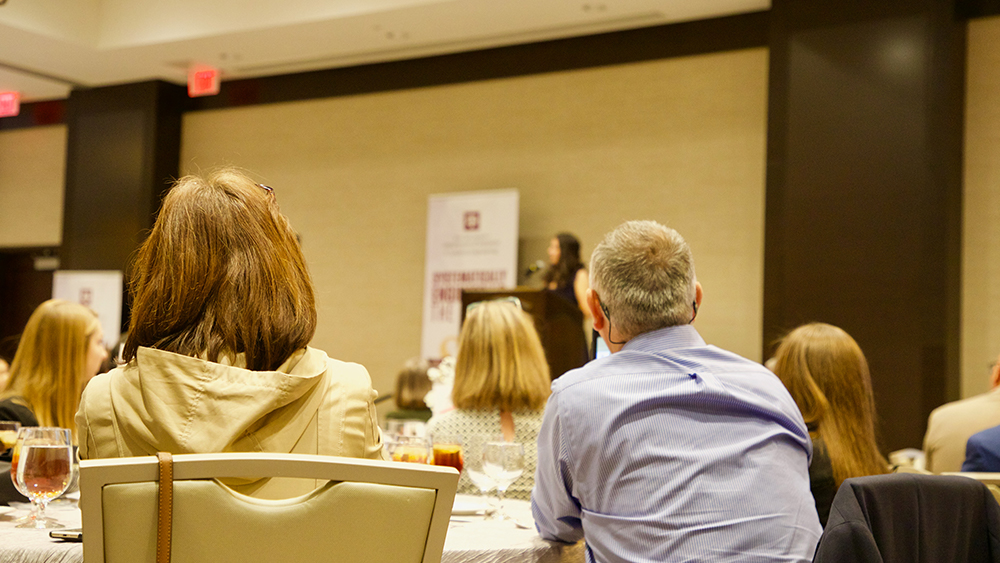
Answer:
xmin=181 ymin=48 xmax=770 ymax=400
xmin=964 ymin=15 xmax=1000 ymax=398
xmin=0 ymin=125 xmax=66 ymax=248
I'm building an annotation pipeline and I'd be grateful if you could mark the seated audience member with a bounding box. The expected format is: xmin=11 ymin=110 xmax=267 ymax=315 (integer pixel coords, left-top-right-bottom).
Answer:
xmin=385 ymin=358 xmax=434 ymax=423
xmin=923 ymin=352 xmax=1000 ymax=473
xmin=532 ymin=220 xmax=821 ymax=563
xmin=75 ymin=169 xmax=385 ymax=499
xmin=428 ymin=299 xmax=550 ymax=501
xmin=772 ymin=322 xmax=888 ymax=526
xmin=962 ymin=424 xmax=1000 ymax=472
xmin=0 ymin=299 xmax=106 ymax=438
xmin=0 ymin=357 xmax=8 ymax=392
xmin=0 ymin=299 xmax=105 ymax=505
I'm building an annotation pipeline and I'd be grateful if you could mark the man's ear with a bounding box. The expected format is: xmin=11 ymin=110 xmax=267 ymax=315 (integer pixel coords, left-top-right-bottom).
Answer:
xmin=587 ymin=288 xmax=606 ymax=331
xmin=695 ymin=281 xmax=703 ymax=310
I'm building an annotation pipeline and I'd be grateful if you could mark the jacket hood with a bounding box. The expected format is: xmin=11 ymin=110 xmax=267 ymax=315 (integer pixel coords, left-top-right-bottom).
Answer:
xmin=108 ymin=346 xmax=330 ymax=455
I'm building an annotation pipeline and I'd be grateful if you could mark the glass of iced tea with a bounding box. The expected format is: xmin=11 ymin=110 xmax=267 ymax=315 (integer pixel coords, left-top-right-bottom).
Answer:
xmin=0 ymin=421 xmax=20 ymax=455
xmin=14 ymin=427 xmax=73 ymax=529
xmin=431 ymin=434 xmax=464 ymax=474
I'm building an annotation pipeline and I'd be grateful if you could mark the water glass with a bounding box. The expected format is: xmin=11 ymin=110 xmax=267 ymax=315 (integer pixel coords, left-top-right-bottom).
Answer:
xmin=483 ymin=441 xmax=525 ymax=521
xmin=462 ymin=433 xmax=499 ymax=514
xmin=14 ymin=427 xmax=73 ymax=529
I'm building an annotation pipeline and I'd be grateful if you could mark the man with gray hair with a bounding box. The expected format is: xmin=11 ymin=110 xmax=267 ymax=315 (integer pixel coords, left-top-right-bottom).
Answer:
xmin=531 ymin=220 xmax=821 ymax=563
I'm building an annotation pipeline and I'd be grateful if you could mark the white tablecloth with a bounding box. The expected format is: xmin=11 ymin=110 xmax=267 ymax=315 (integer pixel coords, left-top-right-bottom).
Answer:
xmin=442 ymin=495 xmax=571 ymax=563
xmin=0 ymin=500 xmax=82 ymax=563
xmin=0 ymin=495 xmax=579 ymax=563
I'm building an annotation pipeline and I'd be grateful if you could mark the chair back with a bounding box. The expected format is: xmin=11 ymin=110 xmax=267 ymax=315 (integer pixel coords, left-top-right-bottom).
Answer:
xmin=813 ymin=473 xmax=1000 ymax=562
xmin=80 ymin=453 xmax=459 ymax=563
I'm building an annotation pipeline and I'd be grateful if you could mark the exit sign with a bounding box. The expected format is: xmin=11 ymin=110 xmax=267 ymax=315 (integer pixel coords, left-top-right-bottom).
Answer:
xmin=187 ymin=66 xmax=220 ymax=97
xmin=0 ymin=92 xmax=20 ymax=117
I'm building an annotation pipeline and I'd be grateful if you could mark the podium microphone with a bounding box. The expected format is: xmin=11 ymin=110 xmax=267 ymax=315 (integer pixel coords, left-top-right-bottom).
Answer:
xmin=524 ymin=260 xmax=546 ymax=278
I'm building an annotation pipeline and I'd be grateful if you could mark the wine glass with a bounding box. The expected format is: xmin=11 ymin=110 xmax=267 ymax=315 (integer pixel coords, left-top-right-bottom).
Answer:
xmin=483 ymin=441 xmax=525 ymax=521
xmin=14 ymin=427 xmax=74 ymax=529
xmin=430 ymin=434 xmax=464 ymax=474
xmin=386 ymin=435 xmax=430 ymax=464
xmin=0 ymin=421 xmax=20 ymax=455
xmin=463 ymin=433 xmax=498 ymax=516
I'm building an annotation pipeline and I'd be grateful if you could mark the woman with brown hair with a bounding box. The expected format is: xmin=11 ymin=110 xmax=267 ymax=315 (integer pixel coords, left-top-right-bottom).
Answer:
xmin=0 ymin=300 xmax=106 ymax=438
xmin=772 ymin=322 xmax=888 ymax=526
xmin=427 ymin=299 xmax=550 ymax=500
xmin=75 ymin=169 xmax=384 ymax=498
xmin=386 ymin=357 xmax=434 ymax=423
xmin=543 ymin=233 xmax=590 ymax=316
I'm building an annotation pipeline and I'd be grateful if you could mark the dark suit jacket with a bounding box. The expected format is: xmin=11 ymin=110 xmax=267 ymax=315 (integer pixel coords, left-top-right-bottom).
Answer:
xmin=964 ymin=424 xmax=1000 ymax=472
xmin=813 ymin=473 xmax=1000 ymax=563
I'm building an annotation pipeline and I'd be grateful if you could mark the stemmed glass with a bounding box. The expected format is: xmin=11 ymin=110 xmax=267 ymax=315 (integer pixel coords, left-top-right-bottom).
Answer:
xmin=463 ymin=433 xmax=498 ymax=516
xmin=14 ymin=427 xmax=74 ymax=529
xmin=483 ymin=441 xmax=525 ymax=521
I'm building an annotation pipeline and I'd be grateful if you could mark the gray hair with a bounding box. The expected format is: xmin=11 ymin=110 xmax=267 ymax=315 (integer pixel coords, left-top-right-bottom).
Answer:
xmin=589 ymin=220 xmax=697 ymax=339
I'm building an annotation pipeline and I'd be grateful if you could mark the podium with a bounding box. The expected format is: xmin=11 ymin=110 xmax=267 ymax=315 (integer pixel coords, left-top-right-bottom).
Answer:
xmin=461 ymin=288 xmax=589 ymax=379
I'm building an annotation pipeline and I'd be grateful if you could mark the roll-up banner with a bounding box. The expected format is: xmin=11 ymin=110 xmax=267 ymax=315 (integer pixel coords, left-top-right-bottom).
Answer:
xmin=52 ymin=270 xmax=123 ymax=350
xmin=421 ymin=190 xmax=519 ymax=359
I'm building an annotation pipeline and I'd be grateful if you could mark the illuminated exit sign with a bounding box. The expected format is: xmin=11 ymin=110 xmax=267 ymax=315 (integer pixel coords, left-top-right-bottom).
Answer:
xmin=0 ymin=92 xmax=20 ymax=117
xmin=187 ymin=66 xmax=220 ymax=97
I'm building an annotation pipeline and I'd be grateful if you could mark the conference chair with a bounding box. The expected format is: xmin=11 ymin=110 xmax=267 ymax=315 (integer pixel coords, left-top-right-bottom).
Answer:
xmin=944 ymin=472 xmax=1000 ymax=505
xmin=812 ymin=473 xmax=1000 ymax=563
xmin=80 ymin=452 xmax=459 ymax=563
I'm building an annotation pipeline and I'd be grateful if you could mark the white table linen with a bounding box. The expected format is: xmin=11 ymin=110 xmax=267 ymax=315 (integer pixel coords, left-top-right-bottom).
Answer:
xmin=0 ymin=500 xmax=82 ymax=563
xmin=0 ymin=494 xmax=577 ymax=563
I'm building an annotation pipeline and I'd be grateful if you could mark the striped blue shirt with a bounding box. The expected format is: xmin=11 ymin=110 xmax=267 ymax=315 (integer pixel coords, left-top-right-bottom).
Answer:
xmin=531 ymin=325 xmax=822 ymax=563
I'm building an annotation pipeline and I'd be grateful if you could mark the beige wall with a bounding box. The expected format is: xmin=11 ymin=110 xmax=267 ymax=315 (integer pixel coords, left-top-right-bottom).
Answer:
xmin=180 ymin=47 xmax=769 ymax=403
xmin=964 ymin=16 xmax=1000 ymax=398
xmin=0 ymin=125 xmax=66 ymax=247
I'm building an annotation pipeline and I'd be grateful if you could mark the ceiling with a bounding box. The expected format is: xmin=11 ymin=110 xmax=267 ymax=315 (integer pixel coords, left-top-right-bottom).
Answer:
xmin=0 ymin=0 xmax=769 ymax=103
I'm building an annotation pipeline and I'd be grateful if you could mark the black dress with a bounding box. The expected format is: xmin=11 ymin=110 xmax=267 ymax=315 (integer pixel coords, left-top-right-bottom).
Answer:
xmin=809 ymin=434 xmax=837 ymax=527
xmin=548 ymin=265 xmax=582 ymax=307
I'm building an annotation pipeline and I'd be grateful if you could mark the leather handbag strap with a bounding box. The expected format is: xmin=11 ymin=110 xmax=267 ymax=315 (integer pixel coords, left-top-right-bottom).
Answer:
xmin=500 ymin=411 xmax=515 ymax=442
xmin=156 ymin=452 xmax=174 ymax=563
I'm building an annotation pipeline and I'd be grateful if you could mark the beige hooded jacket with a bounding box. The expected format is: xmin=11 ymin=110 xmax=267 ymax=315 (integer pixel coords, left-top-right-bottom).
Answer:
xmin=76 ymin=346 xmax=385 ymax=498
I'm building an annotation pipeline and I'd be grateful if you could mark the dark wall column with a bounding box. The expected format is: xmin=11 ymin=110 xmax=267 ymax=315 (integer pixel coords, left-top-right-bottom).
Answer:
xmin=62 ymin=81 xmax=184 ymax=271
xmin=61 ymin=81 xmax=184 ymax=328
xmin=764 ymin=1 xmax=965 ymax=452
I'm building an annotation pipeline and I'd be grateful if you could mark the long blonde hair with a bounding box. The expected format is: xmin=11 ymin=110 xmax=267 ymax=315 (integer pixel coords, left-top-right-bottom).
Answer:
xmin=452 ymin=301 xmax=551 ymax=411
xmin=773 ymin=322 xmax=887 ymax=486
xmin=2 ymin=299 xmax=100 ymax=433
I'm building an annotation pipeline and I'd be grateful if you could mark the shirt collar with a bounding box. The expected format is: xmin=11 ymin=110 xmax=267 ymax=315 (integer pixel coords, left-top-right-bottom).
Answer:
xmin=621 ymin=324 xmax=706 ymax=354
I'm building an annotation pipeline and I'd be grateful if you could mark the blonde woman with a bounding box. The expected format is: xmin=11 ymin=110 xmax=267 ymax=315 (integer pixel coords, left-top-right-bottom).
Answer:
xmin=0 ymin=299 xmax=107 ymax=441
xmin=772 ymin=322 xmax=888 ymax=526
xmin=427 ymin=299 xmax=551 ymax=500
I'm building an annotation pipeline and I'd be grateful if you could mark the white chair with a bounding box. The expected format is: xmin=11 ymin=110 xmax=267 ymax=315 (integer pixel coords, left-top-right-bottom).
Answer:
xmin=944 ymin=472 xmax=1000 ymax=504
xmin=80 ymin=453 xmax=459 ymax=563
